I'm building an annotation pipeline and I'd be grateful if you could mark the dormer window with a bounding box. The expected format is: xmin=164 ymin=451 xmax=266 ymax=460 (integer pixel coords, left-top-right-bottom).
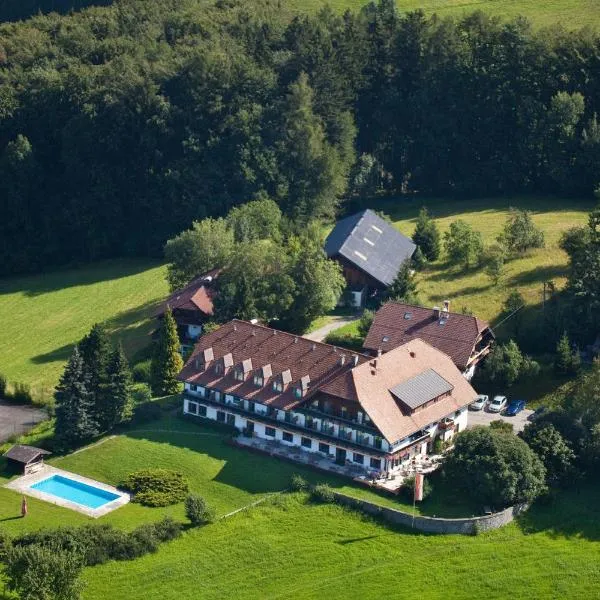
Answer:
xmin=234 ymin=359 xmax=252 ymax=383
xmin=234 ymin=369 xmax=244 ymax=382
xmin=215 ymin=362 xmax=224 ymax=375
xmin=294 ymin=387 xmax=302 ymax=399
xmin=294 ymin=375 xmax=310 ymax=399
xmin=273 ymin=380 xmax=284 ymax=393
xmin=253 ymin=374 xmax=264 ymax=387
xmin=254 ymin=363 xmax=272 ymax=388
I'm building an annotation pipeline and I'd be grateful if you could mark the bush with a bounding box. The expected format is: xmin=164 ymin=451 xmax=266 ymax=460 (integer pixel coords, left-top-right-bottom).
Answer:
xmin=132 ymin=360 xmax=152 ymax=383
xmin=290 ymin=474 xmax=308 ymax=492
xmin=311 ymin=483 xmax=335 ymax=503
xmin=185 ymin=494 xmax=216 ymax=526
xmin=400 ymin=475 xmax=433 ymax=502
xmin=131 ymin=383 xmax=153 ymax=405
xmin=131 ymin=401 xmax=162 ymax=424
xmin=12 ymin=382 xmax=32 ymax=404
xmin=121 ymin=469 xmax=189 ymax=507
xmin=0 ymin=373 xmax=6 ymax=399
xmin=152 ymin=517 xmax=183 ymax=542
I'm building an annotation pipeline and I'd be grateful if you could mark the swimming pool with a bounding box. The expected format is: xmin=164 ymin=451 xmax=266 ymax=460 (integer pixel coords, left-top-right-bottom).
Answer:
xmin=30 ymin=474 xmax=121 ymax=509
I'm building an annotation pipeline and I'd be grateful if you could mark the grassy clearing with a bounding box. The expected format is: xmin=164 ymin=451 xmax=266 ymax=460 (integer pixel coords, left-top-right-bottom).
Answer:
xmin=287 ymin=0 xmax=600 ymax=29
xmin=82 ymin=486 xmax=600 ymax=600
xmin=0 ymin=413 xmax=597 ymax=599
xmin=0 ymin=259 xmax=168 ymax=395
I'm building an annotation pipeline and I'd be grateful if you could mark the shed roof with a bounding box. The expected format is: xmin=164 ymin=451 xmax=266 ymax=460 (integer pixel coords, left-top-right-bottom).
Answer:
xmin=4 ymin=445 xmax=50 ymax=464
xmin=389 ymin=368 xmax=454 ymax=410
xmin=324 ymin=210 xmax=416 ymax=287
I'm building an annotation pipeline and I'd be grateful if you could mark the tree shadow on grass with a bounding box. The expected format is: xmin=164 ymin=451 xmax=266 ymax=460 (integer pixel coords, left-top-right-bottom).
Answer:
xmin=516 ymin=483 xmax=600 ymax=542
xmin=30 ymin=298 xmax=160 ymax=366
xmin=0 ymin=259 xmax=161 ymax=298
xmin=507 ymin=264 xmax=567 ymax=287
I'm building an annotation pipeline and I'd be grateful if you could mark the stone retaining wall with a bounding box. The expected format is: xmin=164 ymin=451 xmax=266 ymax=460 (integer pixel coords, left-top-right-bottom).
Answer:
xmin=333 ymin=492 xmax=528 ymax=535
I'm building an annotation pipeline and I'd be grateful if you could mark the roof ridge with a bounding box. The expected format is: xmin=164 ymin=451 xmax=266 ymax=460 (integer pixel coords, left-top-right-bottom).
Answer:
xmin=385 ymin=300 xmax=480 ymax=322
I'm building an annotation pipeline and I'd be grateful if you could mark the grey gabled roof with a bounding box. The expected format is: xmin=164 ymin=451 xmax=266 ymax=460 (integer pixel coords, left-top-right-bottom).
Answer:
xmin=324 ymin=209 xmax=416 ymax=287
xmin=4 ymin=445 xmax=50 ymax=464
xmin=389 ymin=368 xmax=454 ymax=411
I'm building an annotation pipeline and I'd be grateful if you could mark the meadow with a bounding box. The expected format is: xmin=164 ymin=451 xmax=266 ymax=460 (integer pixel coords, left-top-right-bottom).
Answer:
xmin=0 ymin=259 xmax=168 ymax=396
xmin=288 ymin=0 xmax=600 ymax=29
xmin=0 ymin=413 xmax=598 ymax=599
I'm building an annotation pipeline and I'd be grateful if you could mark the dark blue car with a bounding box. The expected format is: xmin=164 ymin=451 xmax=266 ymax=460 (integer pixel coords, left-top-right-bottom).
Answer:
xmin=505 ymin=400 xmax=526 ymax=416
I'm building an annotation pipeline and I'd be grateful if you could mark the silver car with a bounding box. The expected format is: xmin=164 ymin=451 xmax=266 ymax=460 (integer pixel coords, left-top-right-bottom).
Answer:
xmin=470 ymin=394 xmax=489 ymax=411
xmin=489 ymin=395 xmax=507 ymax=413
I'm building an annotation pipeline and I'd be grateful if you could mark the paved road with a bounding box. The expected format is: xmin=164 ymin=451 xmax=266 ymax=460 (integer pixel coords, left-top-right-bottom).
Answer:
xmin=467 ymin=406 xmax=533 ymax=434
xmin=0 ymin=402 xmax=47 ymax=443
xmin=303 ymin=315 xmax=360 ymax=343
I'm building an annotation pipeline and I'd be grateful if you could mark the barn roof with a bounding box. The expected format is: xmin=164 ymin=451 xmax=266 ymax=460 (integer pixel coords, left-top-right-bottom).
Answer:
xmin=324 ymin=210 xmax=416 ymax=287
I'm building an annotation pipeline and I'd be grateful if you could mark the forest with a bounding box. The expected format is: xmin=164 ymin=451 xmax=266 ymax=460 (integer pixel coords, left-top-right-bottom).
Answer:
xmin=1 ymin=0 xmax=600 ymax=275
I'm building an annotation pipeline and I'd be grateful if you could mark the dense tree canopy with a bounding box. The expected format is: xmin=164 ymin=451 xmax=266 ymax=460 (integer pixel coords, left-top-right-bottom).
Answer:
xmin=1 ymin=0 xmax=600 ymax=275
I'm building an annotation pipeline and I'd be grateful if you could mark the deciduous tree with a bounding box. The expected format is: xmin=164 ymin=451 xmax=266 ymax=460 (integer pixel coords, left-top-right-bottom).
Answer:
xmin=443 ymin=220 xmax=483 ymax=270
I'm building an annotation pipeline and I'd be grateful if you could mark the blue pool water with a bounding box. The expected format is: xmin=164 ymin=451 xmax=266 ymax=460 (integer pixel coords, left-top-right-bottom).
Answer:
xmin=30 ymin=475 xmax=120 ymax=509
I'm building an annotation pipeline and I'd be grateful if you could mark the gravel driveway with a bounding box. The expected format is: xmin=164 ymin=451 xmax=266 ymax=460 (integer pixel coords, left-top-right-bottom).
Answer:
xmin=0 ymin=402 xmax=47 ymax=443
xmin=467 ymin=406 xmax=534 ymax=434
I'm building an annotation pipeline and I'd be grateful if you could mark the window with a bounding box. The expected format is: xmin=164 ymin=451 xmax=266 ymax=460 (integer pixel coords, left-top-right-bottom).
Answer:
xmin=226 ymin=413 xmax=236 ymax=426
xmin=215 ymin=363 xmax=224 ymax=375
xmin=318 ymin=442 xmax=329 ymax=454
xmin=216 ymin=411 xmax=226 ymax=423
xmin=273 ymin=380 xmax=283 ymax=393
xmin=234 ymin=369 xmax=244 ymax=382
xmin=374 ymin=437 xmax=383 ymax=450
xmin=301 ymin=437 xmax=312 ymax=449
xmin=264 ymin=426 xmax=276 ymax=437
xmin=198 ymin=405 xmax=207 ymax=417
xmin=353 ymin=453 xmax=364 ymax=465
xmin=197 ymin=386 xmax=206 ymax=398
xmin=370 ymin=458 xmax=381 ymax=470
xmin=253 ymin=375 xmax=263 ymax=387
xmin=282 ymin=432 xmax=293 ymax=443
xmin=248 ymin=401 xmax=255 ymax=413
xmin=294 ymin=387 xmax=302 ymax=399
xmin=190 ymin=384 xmax=197 ymax=392
xmin=187 ymin=401 xmax=198 ymax=415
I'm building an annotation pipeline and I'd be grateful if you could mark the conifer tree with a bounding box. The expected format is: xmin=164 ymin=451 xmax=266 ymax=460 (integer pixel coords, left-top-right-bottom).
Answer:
xmin=385 ymin=260 xmax=419 ymax=304
xmin=413 ymin=207 xmax=440 ymax=261
xmin=79 ymin=323 xmax=111 ymax=427
xmin=554 ymin=331 xmax=581 ymax=376
xmin=151 ymin=308 xmax=184 ymax=395
xmin=103 ymin=344 xmax=133 ymax=429
xmin=54 ymin=346 xmax=98 ymax=451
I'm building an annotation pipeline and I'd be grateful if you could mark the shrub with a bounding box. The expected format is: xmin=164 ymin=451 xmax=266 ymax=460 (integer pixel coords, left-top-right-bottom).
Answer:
xmin=400 ymin=475 xmax=433 ymax=502
xmin=132 ymin=360 xmax=152 ymax=383
xmin=121 ymin=469 xmax=189 ymax=507
xmin=311 ymin=483 xmax=335 ymax=503
xmin=290 ymin=474 xmax=308 ymax=492
xmin=131 ymin=401 xmax=162 ymax=424
xmin=130 ymin=382 xmax=153 ymax=405
xmin=152 ymin=517 xmax=182 ymax=542
xmin=0 ymin=373 xmax=6 ymax=399
xmin=12 ymin=382 xmax=32 ymax=404
xmin=185 ymin=494 xmax=216 ymax=526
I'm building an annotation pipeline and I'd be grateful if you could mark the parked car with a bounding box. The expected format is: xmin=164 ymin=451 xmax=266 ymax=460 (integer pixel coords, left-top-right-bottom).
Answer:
xmin=488 ymin=395 xmax=507 ymax=413
xmin=505 ymin=400 xmax=526 ymax=416
xmin=528 ymin=405 xmax=547 ymax=421
xmin=470 ymin=395 xmax=489 ymax=411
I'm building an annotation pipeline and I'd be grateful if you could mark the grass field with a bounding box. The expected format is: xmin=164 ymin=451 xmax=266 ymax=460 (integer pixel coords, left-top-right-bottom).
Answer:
xmin=0 ymin=413 xmax=598 ymax=599
xmin=288 ymin=0 xmax=600 ymax=29
xmin=0 ymin=259 xmax=168 ymax=395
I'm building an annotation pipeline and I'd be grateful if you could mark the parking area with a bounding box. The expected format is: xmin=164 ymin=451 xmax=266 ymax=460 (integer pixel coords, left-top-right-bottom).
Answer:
xmin=0 ymin=402 xmax=47 ymax=443
xmin=467 ymin=406 xmax=534 ymax=434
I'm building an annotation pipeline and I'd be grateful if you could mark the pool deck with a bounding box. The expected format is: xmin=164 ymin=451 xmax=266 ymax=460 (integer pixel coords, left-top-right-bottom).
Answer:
xmin=5 ymin=465 xmax=130 ymax=518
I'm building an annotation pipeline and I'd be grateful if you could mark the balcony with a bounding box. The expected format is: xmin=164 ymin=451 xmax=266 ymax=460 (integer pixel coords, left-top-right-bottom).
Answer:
xmin=438 ymin=417 xmax=455 ymax=431
xmin=301 ymin=406 xmax=378 ymax=435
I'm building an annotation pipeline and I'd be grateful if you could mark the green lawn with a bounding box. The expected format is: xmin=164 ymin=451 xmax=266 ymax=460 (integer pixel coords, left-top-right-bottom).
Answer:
xmin=0 ymin=259 xmax=168 ymax=397
xmin=0 ymin=413 xmax=598 ymax=599
xmin=287 ymin=0 xmax=600 ymax=29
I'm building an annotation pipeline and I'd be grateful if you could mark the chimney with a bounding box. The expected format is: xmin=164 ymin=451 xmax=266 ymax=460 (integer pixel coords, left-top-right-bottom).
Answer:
xmin=294 ymin=337 xmax=298 ymax=344
xmin=377 ymin=347 xmax=382 ymax=357
xmin=311 ymin=343 xmax=316 ymax=351
xmin=353 ymin=355 xmax=359 ymax=367
xmin=433 ymin=306 xmax=441 ymax=319
xmin=443 ymin=300 xmax=450 ymax=314
xmin=339 ymin=354 xmax=346 ymax=366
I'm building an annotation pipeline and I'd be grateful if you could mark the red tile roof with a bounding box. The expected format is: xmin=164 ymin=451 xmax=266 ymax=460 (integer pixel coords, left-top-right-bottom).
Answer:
xmin=178 ymin=320 xmax=369 ymax=410
xmin=352 ymin=339 xmax=477 ymax=442
xmin=159 ymin=268 xmax=221 ymax=317
xmin=363 ymin=302 xmax=492 ymax=370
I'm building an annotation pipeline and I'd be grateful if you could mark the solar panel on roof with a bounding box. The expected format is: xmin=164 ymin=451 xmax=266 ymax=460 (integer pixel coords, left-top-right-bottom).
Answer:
xmin=389 ymin=369 xmax=454 ymax=410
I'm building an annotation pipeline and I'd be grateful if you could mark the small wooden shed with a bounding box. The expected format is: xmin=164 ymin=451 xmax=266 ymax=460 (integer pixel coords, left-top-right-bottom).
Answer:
xmin=4 ymin=445 xmax=50 ymax=474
